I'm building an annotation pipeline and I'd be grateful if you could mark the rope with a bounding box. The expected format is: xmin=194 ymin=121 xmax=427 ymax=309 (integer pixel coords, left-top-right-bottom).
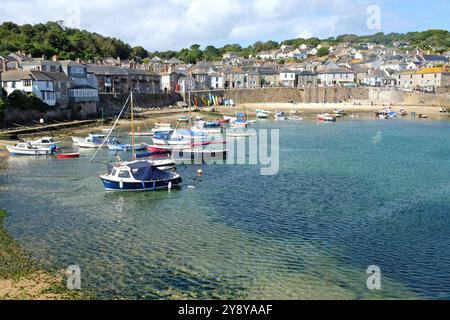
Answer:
xmin=88 ymin=94 xmax=131 ymax=163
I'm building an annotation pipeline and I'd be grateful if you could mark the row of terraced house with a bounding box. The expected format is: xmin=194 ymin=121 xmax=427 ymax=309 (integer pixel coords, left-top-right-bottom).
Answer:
xmin=0 ymin=52 xmax=162 ymax=108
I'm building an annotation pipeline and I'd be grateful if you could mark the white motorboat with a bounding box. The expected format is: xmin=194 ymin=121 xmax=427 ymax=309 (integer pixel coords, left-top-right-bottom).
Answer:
xmin=317 ymin=113 xmax=336 ymax=122
xmin=28 ymin=137 xmax=61 ymax=148
xmin=256 ymin=109 xmax=270 ymax=119
xmin=274 ymin=112 xmax=286 ymax=121
xmin=287 ymin=116 xmax=304 ymax=121
xmin=151 ymin=158 xmax=177 ymax=172
xmin=78 ymin=134 xmax=110 ymax=148
xmin=6 ymin=142 xmax=56 ymax=156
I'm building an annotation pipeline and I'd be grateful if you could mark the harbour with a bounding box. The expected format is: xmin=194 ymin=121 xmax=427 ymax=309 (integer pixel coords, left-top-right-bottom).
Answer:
xmin=1 ymin=113 xmax=450 ymax=299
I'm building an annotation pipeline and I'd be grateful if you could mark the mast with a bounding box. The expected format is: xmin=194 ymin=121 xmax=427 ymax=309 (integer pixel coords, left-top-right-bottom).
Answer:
xmin=188 ymin=91 xmax=193 ymax=151
xmin=130 ymin=91 xmax=136 ymax=160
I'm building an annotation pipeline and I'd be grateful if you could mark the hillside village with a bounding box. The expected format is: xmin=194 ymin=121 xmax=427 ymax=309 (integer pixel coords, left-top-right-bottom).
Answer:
xmin=1 ymin=40 xmax=450 ymax=111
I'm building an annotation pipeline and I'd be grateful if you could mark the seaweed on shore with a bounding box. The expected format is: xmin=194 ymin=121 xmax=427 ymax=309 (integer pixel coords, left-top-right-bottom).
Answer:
xmin=0 ymin=208 xmax=89 ymax=300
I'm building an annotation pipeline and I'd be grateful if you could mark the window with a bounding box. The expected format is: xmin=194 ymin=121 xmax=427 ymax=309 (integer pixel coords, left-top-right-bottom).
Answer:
xmin=111 ymin=169 xmax=117 ymax=176
xmin=118 ymin=171 xmax=130 ymax=178
xmin=12 ymin=81 xmax=16 ymax=88
xmin=23 ymin=80 xmax=31 ymax=87
xmin=46 ymin=81 xmax=50 ymax=88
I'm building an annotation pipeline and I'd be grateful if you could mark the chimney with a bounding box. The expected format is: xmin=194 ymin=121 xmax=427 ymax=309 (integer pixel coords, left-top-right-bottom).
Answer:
xmin=52 ymin=55 xmax=58 ymax=62
xmin=76 ymin=58 xmax=81 ymax=63
xmin=42 ymin=54 xmax=47 ymax=60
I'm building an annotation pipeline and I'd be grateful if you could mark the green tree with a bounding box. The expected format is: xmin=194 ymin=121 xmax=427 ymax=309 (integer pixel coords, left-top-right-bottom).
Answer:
xmin=317 ymin=47 xmax=330 ymax=57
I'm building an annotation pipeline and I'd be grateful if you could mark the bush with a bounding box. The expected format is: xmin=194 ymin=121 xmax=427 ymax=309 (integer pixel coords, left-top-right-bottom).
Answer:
xmin=4 ymin=90 xmax=53 ymax=112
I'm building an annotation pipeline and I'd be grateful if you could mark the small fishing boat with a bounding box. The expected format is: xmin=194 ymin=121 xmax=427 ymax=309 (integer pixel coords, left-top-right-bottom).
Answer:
xmin=218 ymin=118 xmax=230 ymax=125
xmin=350 ymin=113 xmax=359 ymax=118
xmin=274 ymin=111 xmax=286 ymax=121
xmin=78 ymin=135 xmax=110 ymax=148
xmin=28 ymin=137 xmax=61 ymax=148
xmin=333 ymin=109 xmax=345 ymax=117
xmin=223 ymin=116 xmax=236 ymax=122
xmin=419 ymin=114 xmax=428 ymax=119
xmin=100 ymin=160 xmax=182 ymax=191
xmin=107 ymin=138 xmax=146 ymax=151
xmin=57 ymin=153 xmax=80 ymax=159
xmin=246 ymin=120 xmax=257 ymax=125
xmin=7 ymin=142 xmax=56 ymax=156
xmin=399 ymin=108 xmax=408 ymax=116
xmin=150 ymin=158 xmax=177 ymax=171
xmin=151 ymin=123 xmax=173 ymax=135
xmin=256 ymin=109 xmax=270 ymax=119
xmin=230 ymin=112 xmax=248 ymax=128
xmin=317 ymin=113 xmax=336 ymax=122
xmin=73 ymin=134 xmax=108 ymax=146
xmin=146 ymin=145 xmax=171 ymax=153
xmin=71 ymin=136 xmax=84 ymax=144
xmin=287 ymin=116 xmax=304 ymax=121
xmin=388 ymin=111 xmax=397 ymax=119
xmin=178 ymin=116 xmax=190 ymax=123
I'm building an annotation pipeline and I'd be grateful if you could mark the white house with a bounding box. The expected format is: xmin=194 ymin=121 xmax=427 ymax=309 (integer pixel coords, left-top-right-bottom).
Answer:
xmin=308 ymin=48 xmax=318 ymax=56
xmin=299 ymin=44 xmax=308 ymax=50
xmin=317 ymin=68 xmax=355 ymax=86
xmin=209 ymin=71 xmax=224 ymax=89
xmin=279 ymin=70 xmax=296 ymax=87
xmin=1 ymin=69 xmax=57 ymax=105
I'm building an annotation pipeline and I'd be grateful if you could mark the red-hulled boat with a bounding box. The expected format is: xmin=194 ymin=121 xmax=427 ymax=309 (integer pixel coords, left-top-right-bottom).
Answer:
xmin=146 ymin=145 xmax=171 ymax=153
xmin=218 ymin=118 xmax=230 ymax=125
xmin=57 ymin=153 xmax=80 ymax=159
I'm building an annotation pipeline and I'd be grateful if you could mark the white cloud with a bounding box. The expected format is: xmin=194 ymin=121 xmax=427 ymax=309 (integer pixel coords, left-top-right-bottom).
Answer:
xmin=0 ymin=0 xmax=403 ymax=51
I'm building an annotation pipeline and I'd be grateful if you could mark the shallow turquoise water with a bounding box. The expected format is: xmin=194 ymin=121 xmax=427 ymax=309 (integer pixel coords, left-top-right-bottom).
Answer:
xmin=1 ymin=118 xmax=450 ymax=299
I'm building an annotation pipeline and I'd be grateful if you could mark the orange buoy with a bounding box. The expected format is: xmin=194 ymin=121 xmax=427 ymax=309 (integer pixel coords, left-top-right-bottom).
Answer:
xmin=197 ymin=169 xmax=203 ymax=176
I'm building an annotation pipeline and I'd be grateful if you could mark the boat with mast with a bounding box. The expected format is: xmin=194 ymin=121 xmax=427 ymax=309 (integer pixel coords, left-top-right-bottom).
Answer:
xmin=93 ymin=92 xmax=182 ymax=192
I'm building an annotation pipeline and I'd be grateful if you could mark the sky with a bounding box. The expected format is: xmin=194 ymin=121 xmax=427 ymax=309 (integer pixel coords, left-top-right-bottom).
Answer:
xmin=0 ymin=0 xmax=449 ymax=51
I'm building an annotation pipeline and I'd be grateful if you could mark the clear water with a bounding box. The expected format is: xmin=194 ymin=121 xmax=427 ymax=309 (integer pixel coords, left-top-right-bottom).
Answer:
xmin=1 ymin=119 xmax=450 ymax=299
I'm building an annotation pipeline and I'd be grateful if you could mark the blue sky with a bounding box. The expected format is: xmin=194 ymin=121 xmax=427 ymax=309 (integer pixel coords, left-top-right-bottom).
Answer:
xmin=0 ymin=0 xmax=448 ymax=51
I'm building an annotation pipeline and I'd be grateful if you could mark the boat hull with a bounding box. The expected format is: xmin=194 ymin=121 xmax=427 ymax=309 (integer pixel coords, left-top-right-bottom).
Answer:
xmin=100 ymin=176 xmax=182 ymax=191
xmin=6 ymin=145 xmax=53 ymax=156
xmin=57 ymin=153 xmax=80 ymax=159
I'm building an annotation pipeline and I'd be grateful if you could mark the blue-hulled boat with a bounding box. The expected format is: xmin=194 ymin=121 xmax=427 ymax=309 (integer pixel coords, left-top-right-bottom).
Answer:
xmin=99 ymin=160 xmax=181 ymax=191
xmin=107 ymin=138 xmax=146 ymax=151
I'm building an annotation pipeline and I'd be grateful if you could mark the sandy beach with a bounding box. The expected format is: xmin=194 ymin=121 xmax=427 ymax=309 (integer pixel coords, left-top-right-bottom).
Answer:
xmin=219 ymin=102 xmax=450 ymax=119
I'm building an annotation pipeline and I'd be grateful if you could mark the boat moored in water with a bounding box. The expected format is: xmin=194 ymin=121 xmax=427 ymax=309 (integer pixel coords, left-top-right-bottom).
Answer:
xmin=7 ymin=142 xmax=57 ymax=156
xmin=274 ymin=111 xmax=286 ymax=121
xmin=100 ymin=160 xmax=182 ymax=191
xmin=317 ymin=113 xmax=336 ymax=122
xmin=107 ymin=138 xmax=146 ymax=151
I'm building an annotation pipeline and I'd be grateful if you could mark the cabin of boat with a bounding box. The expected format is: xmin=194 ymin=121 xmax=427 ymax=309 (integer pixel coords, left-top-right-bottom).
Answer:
xmin=29 ymin=137 xmax=61 ymax=147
